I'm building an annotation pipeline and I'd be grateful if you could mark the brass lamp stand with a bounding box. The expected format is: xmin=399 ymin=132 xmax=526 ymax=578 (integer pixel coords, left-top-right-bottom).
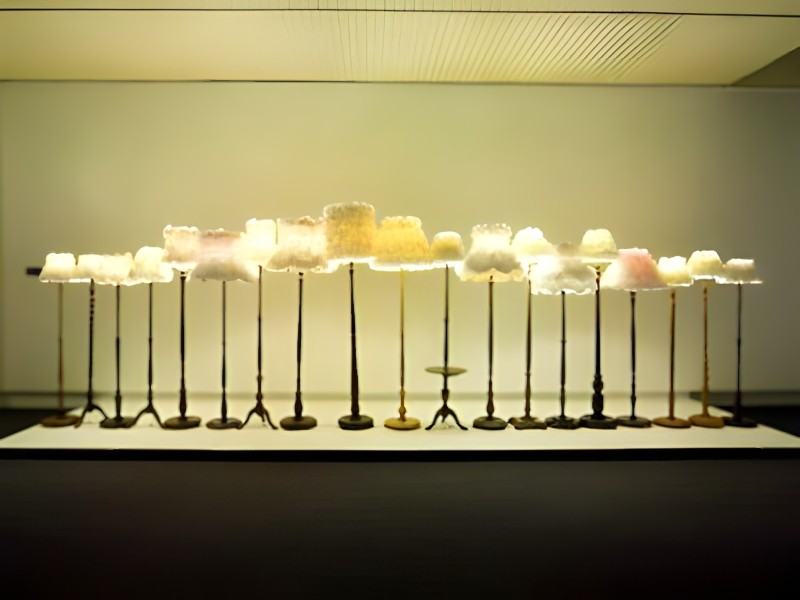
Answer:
xmin=385 ymin=270 xmax=421 ymax=430
xmin=653 ymin=289 xmax=691 ymax=428
xmin=689 ymin=281 xmax=724 ymax=428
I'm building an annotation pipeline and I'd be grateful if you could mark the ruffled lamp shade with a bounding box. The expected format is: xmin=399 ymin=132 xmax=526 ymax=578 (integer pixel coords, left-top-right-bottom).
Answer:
xmin=459 ymin=224 xmax=523 ymax=282
xmin=512 ymin=227 xmax=555 ymax=268
xmin=163 ymin=225 xmax=200 ymax=272
xmin=578 ymin=228 xmax=618 ymax=265
xmin=686 ymin=250 xmax=724 ymax=280
xmin=430 ymin=231 xmax=465 ymax=268
xmin=601 ymin=248 xmax=667 ymax=291
xmin=323 ymin=202 xmax=376 ymax=265
xmin=718 ymin=259 xmax=762 ymax=285
xmin=76 ymin=253 xmax=133 ymax=285
xmin=242 ymin=218 xmax=277 ymax=268
xmin=126 ymin=247 xmax=174 ymax=285
xmin=191 ymin=230 xmax=258 ymax=283
xmin=370 ymin=216 xmax=432 ymax=272
xmin=40 ymin=253 xmax=87 ymax=283
xmin=657 ymin=256 xmax=693 ymax=287
xmin=268 ymin=216 xmax=331 ymax=274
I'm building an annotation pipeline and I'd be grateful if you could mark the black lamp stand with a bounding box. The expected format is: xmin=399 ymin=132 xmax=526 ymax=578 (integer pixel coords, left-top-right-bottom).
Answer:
xmin=546 ymin=292 xmax=581 ymax=429
xmin=280 ymin=271 xmax=316 ymax=430
xmin=76 ymin=280 xmax=109 ymax=427
xmin=164 ymin=271 xmax=201 ymax=429
xmin=338 ymin=262 xmax=373 ymax=430
xmin=42 ymin=283 xmax=80 ymax=427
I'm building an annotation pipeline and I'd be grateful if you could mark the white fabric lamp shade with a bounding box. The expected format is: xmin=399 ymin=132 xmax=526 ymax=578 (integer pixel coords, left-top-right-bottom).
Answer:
xmin=512 ymin=227 xmax=555 ymax=267
xmin=718 ymin=258 xmax=762 ymax=285
xmin=579 ymin=228 xmax=618 ymax=265
xmin=430 ymin=231 xmax=465 ymax=268
xmin=323 ymin=202 xmax=377 ymax=264
xmin=163 ymin=225 xmax=200 ymax=272
xmin=687 ymin=250 xmax=724 ymax=280
xmin=459 ymin=224 xmax=524 ymax=283
xmin=75 ymin=253 xmax=133 ymax=285
xmin=126 ymin=246 xmax=174 ymax=285
xmin=268 ymin=216 xmax=332 ymax=274
xmin=601 ymin=248 xmax=667 ymax=291
xmin=657 ymin=256 xmax=693 ymax=287
xmin=370 ymin=216 xmax=432 ymax=272
xmin=191 ymin=230 xmax=258 ymax=283
xmin=530 ymin=255 xmax=596 ymax=295
xmin=242 ymin=218 xmax=277 ymax=267
xmin=39 ymin=252 xmax=87 ymax=283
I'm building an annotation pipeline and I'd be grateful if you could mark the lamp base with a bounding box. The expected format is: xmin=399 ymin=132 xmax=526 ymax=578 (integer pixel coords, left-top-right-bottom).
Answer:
xmin=338 ymin=414 xmax=374 ymax=430
xmin=99 ymin=416 xmax=136 ymax=429
xmin=580 ymin=414 xmax=618 ymax=430
xmin=206 ymin=417 xmax=242 ymax=430
xmin=41 ymin=413 xmax=80 ymax=428
xmin=723 ymin=416 xmax=757 ymax=428
xmin=653 ymin=416 xmax=691 ymax=429
xmin=616 ymin=415 xmax=651 ymax=428
xmin=163 ymin=415 xmax=201 ymax=430
xmin=473 ymin=416 xmax=508 ymax=430
xmin=385 ymin=417 xmax=421 ymax=431
xmin=509 ymin=415 xmax=547 ymax=430
xmin=280 ymin=415 xmax=318 ymax=431
xmin=689 ymin=414 xmax=725 ymax=428
xmin=545 ymin=415 xmax=581 ymax=430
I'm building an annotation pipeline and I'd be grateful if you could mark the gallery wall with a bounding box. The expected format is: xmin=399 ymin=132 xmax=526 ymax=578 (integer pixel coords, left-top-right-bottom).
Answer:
xmin=1 ymin=82 xmax=797 ymax=402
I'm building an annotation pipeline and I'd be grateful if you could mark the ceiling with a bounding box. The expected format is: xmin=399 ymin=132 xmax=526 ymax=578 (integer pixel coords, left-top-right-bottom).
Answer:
xmin=0 ymin=1 xmax=798 ymax=85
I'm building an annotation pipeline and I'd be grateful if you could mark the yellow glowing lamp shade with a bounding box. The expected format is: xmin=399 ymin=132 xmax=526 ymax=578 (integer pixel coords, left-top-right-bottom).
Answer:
xmin=579 ymin=228 xmax=618 ymax=264
xmin=512 ymin=227 xmax=555 ymax=267
xmin=191 ymin=230 xmax=258 ymax=283
xmin=687 ymin=250 xmax=724 ymax=280
xmin=242 ymin=218 xmax=277 ymax=267
xmin=459 ymin=224 xmax=524 ymax=283
xmin=163 ymin=225 xmax=200 ymax=272
xmin=268 ymin=216 xmax=332 ymax=274
xmin=75 ymin=253 xmax=133 ymax=285
xmin=125 ymin=246 xmax=174 ymax=285
xmin=370 ymin=216 xmax=432 ymax=272
xmin=657 ymin=256 xmax=693 ymax=287
xmin=718 ymin=259 xmax=762 ymax=285
xmin=430 ymin=231 xmax=465 ymax=268
xmin=530 ymin=255 xmax=596 ymax=296
xmin=601 ymin=248 xmax=667 ymax=291
xmin=39 ymin=253 xmax=87 ymax=283
xmin=323 ymin=202 xmax=377 ymax=264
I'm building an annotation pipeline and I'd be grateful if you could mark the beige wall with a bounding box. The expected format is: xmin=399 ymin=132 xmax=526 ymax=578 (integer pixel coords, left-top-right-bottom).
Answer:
xmin=1 ymin=81 xmax=798 ymax=401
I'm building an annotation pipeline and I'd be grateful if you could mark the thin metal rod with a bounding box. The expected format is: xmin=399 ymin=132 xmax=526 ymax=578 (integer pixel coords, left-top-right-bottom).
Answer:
xmin=524 ymin=270 xmax=532 ymax=418
xmin=399 ymin=270 xmax=406 ymax=420
xmin=147 ymin=283 xmax=154 ymax=406
xmin=114 ymin=284 xmax=122 ymax=418
xmin=88 ymin=280 xmax=95 ymax=410
xmin=294 ymin=272 xmax=304 ymax=419
xmin=734 ymin=283 xmax=743 ymax=421
xmin=487 ymin=278 xmax=495 ymax=418
xmin=257 ymin=266 xmax=264 ymax=407
xmin=630 ymin=291 xmax=637 ymax=418
xmin=179 ymin=271 xmax=187 ymax=418
xmin=591 ymin=267 xmax=605 ymax=418
xmin=668 ymin=288 xmax=676 ymax=419
xmin=221 ymin=281 xmax=228 ymax=422
xmin=560 ymin=291 xmax=567 ymax=418
xmin=701 ymin=280 xmax=710 ymax=417
xmin=443 ymin=265 xmax=450 ymax=396
xmin=57 ymin=283 xmax=64 ymax=413
xmin=349 ymin=262 xmax=360 ymax=417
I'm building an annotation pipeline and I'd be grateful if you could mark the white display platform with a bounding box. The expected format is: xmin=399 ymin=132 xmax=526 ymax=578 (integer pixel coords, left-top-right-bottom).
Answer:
xmin=1 ymin=393 xmax=798 ymax=454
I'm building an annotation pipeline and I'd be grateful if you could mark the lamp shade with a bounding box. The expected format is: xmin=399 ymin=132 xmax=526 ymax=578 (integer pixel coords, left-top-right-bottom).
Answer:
xmin=268 ymin=216 xmax=332 ymax=274
xmin=163 ymin=225 xmax=200 ymax=272
xmin=430 ymin=231 xmax=465 ymax=268
xmin=512 ymin=227 xmax=555 ymax=267
xmin=459 ymin=224 xmax=523 ymax=283
xmin=686 ymin=250 xmax=724 ymax=280
xmin=76 ymin=253 xmax=133 ymax=285
xmin=657 ymin=256 xmax=693 ymax=287
xmin=242 ymin=218 xmax=277 ymax=267
xmin=126 ymin=246 xmax=174 ymax=285
xmin=323 ymin=202 xmax=377 ymax=264
xmin=718 ymin=258 xmax=762 ymax=285
xmin=39 ymin=253 xmax=87 ymax=283
xmin=601 ymin=248 xmax=667 ymax=291
xmin=578 ymin=228 xmax=618 ymax=265
xmin=370 ymin=216 xmax=432 ymax=272
xmin=191 ymin=230 xmax=258 ymax=283
xmin=530 ymin=255 xmax=596 ymax=295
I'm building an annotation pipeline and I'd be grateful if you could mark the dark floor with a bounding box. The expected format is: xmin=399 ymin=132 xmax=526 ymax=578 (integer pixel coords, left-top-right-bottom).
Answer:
xmin=0 ymin=409 xmax=798 ymax=599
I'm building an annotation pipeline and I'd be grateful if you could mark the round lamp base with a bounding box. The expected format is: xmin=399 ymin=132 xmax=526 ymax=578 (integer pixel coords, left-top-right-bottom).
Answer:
xmin=41 ymin=413 xmax=80 ymax=428
xmin=100 ymin=416 xmax=136 ymax=429
xmin=689 ymin=414 xmax=725 ymax=428
xmin=653 ymin=416 xmax=691 ymax=429
xmin=338 ymin=414 xmax=374 ymax=430
xmin=509 ymin=416 xmax=547 ymax=430
xmin=206 ymin=417 xmax=242 ymax=430
xmin=580 ymin=414 xmax=618 ymax=430
xmin=473 ymin=416 xmax=508 ymax=430
xmin=163 ymin=416 xmax=202 ymax=430
xmin=385 ymin=417 xmax=421 ymax=431
xmin=545 ymin=415 xmax=581 ymax=430
xmin=723 ymin=416 xmax=757 ymax=428
xmin=280 ymin=415 xmax=318 ymax=431
xmin=616 ymin=415 xmax=651 ymax=428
